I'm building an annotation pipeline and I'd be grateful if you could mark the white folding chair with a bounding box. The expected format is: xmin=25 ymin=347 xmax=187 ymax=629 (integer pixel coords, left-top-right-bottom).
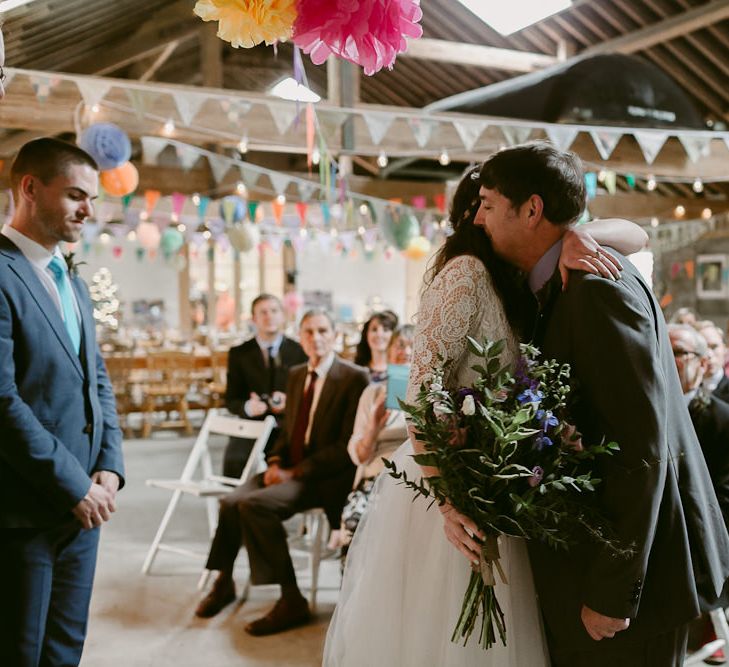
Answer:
xmin=684 ymin=607 xmax=729 ymax=665
xmin=141 ymin=409 xmax=276 ymax=576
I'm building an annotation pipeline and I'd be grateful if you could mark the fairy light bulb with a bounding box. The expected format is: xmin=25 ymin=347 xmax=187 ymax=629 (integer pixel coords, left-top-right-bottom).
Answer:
xmin=646 ymin=176 xmax=657 ymax=191
xmin=650 ymin=217 xmax=659 ymax=228
xmin=127 ymin=230 xmax=137 ymax=241
xmin=693 ymin=178 xmax=704 ymax=193
xmin=675 ymin=205 xmax=686 ymax=218
xmin=237 ymin=136 xmax=248 ymax=154
xmin=203 ymin=230 xmax=212 ymax=240
xmin=163 ymin=119 xmax=176 ymax=136
xmin=192 ymin=194 xmax=201 ymax=206
xmin=357 ymin=225 xmax=365 ymax=235
xmin=236 ymin=181 xmax=247 ymax=196
xmin=702 ymin=207 xmax=713 ymax=220
xmin=177 ymin=223 xmax=186 ymax=232
xmin=377 ymin=151 xmax=388 ymax=168
xmin=438 ymin=149 xmax=451 ymax=166
xmin=359 ymin=204 xmax=369 ymax=216
xmin=91 ymin=104 xmax=100 ymax=114
xmin=276 ymin=194 xmax=286 ymax=205
xmin=312 ymin=148 xmax=321 ymax=165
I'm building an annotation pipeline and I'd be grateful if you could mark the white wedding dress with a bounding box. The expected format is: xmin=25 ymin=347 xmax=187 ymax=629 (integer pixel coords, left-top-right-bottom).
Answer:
xmin=324 ymin=255 xmax=550 ymax=667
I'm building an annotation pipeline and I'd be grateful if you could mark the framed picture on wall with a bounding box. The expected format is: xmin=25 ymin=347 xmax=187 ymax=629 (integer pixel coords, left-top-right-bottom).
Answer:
xmin=696 ymin=254 xmax=728 ymax=299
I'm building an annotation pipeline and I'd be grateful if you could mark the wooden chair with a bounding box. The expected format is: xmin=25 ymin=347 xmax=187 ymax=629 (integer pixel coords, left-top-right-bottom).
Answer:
xmin=203 ymin=349 xmax=229 ymax=410
xmin=684 ymin=607 xmax=729 ymax=665
xmin=103 ymin=354 xmax=137 ymax=439
xmin=139 ymin=351 xmax=196 ymax=438
xmin=142 ymin=410 xmax=277 ymax=575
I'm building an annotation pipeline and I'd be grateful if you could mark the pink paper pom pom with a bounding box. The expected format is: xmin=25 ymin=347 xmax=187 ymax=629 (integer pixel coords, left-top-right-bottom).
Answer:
xmin=293 ymin=0 xmax=423 ymax=76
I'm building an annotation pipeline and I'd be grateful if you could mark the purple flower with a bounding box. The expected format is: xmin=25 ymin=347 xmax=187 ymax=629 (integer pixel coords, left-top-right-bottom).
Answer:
xmin=534 ymin=435 xmax=553 ymax=450
xmin=535 ymin=409 xmax=559 ymax=432
xmin=514 ymin=356 xmax=530 ymax=385
xmin=517 ymin=388 xmax=543 ymax=405
xmin=528 ymin=466 xmax=544 ymax=487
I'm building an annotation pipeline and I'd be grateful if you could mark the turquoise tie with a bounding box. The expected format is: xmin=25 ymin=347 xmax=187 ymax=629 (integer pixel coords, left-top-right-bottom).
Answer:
xmin=48 ymin=256 xmax=81 ymax=354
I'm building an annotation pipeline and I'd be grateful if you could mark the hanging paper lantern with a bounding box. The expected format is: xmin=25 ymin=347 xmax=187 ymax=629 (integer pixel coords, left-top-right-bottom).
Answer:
xmin=78 ymin=123 xmax=132 ymax=171
xmin=100 ymin=162 xmax=139 ymax=197
xmin=403 ymin=235 xmax=431 ymax=260
xmin=228 ymin=221 xmax=260 ymax=252
xmin=193 ymin=0 xmax=296 ymax=48
xmin=160 ymin=226 xmax=185 ymax=258
xmin=137 ymin=221 xmax=161 ymax=251
xmin=293 ymin=0 xmax=423 ymax=76
xmin=220 ymin=195 xmax=246 ymax=224
xmin=380 ymin=207 xmax=420 ymax=251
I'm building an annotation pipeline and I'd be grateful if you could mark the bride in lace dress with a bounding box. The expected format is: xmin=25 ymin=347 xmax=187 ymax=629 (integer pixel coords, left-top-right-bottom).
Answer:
xmin=323 ymin=167 xmax=648 ymax=667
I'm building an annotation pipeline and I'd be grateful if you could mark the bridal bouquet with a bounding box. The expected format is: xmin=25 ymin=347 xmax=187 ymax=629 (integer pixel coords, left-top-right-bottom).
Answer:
xmin=385 ymin=338 xmax=631 ymax=650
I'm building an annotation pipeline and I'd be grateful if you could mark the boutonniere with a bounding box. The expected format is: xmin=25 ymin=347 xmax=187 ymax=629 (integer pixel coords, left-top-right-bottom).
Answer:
xmin=63 ymin=252 xmax=86 ymax=277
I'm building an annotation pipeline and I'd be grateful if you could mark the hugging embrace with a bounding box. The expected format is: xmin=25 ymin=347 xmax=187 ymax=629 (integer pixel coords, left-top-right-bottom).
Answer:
xmin=325 ymin=142 xmax=729 ymax=667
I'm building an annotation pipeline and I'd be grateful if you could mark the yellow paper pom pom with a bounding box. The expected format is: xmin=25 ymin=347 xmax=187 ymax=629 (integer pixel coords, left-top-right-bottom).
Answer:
xmin=194 ymin=0 xmax=296 ymax=49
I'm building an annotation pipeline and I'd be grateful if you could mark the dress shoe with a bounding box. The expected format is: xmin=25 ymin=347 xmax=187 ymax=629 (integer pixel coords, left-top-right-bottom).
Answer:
xmin=245 ymin=595 xmax=311 ymax=636
xmin=195 ymin=577 xmax=236 ymax=618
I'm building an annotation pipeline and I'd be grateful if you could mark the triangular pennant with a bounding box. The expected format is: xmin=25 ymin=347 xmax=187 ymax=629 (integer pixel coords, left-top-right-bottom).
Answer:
xmin=362 ymin=111 xmax=395 ymax=146
xmin=634 ymin=131 xmax=669 ymax=165
xmin=126 ymin=89 xmax=152 ymax=120
xmin=171 ymin=90 xmax=208 ymax=126
xmin=267 ymin=102 xmax=300 ymax=135
xmin=604 ymin=171 xmax=617 ymax=195
xmin=140 ymin=136 xmax=168 ymax=166
xmin=29 ymin=75 xmax=53 ymax=103
xmin=677 ymin=134 xmax=711 ymax=164
xmin=724 ymin=137 xmax=729 ymax=155
xmin=269 ymin=173 xmax=291 ymax=196
xmin=207 ymin=153 xmax=231 ymax=184
xmin=545 ymin=125 xmax=579 ymax=152
xmin=240 ymin=166 xmax=261 ymax=188
xmin=589 ymin=129 xmax=623 ymax=161
xmin=176 ymin=144 xmax=201 ymax=170
xmin=248 ymin=201 xmax=259 ymax=222
xmin=318 ymin=110 xmax=350 ymax=144
xmin=297 ymin=180 xmax=318 ymax=201
xmin=408 ymin=117 xmax=439 ymax=148
xmin=222 ymin=99 xmax=253 ymax=123
xmin=339 ymin=231 xmax=357 ymax=252
xmin=3 ymin=69 xmax=16 ymax=89
xmin=268 ymin=235 xmax=284 ymax=253
xmin=452 ymin=119 xmax=487 ymax=151
xmin=75 ymin=79 xmax=112 ymax=109
xmin=500 ymin=125 xmax=532 ymax=147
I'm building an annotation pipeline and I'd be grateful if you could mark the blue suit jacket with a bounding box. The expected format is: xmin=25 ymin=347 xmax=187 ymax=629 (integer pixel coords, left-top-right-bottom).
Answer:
xmin=0 ymin=234 xmax=125 ymax=529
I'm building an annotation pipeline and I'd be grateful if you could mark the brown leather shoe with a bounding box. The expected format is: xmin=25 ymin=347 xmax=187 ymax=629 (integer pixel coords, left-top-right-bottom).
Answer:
xmin=244 ymin=595 xmax=311 ymax=636
xmin=195 ymin=576 xmax=236 ymax=618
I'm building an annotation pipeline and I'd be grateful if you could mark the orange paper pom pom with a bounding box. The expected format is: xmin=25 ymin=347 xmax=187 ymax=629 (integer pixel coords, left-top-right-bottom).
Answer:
xmin=100 ymin=162 xmax=139 ymax=197
xmin=194 ymin=0 xmax=296 ymax=48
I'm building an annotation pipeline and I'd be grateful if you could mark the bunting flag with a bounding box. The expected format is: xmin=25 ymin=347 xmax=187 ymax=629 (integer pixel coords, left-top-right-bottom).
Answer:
xmin=197 ymin=196 xmax=210 ymax=219
xmin=125 ymin=89 xmax=154 ymax=120
xmin=634 ymin=131 xmax=669 ymax=165
xmin=248 ymin=200 xmax=259 ymax=222
xmin=452 ymin=119 xmax=487 ymax=151
xmin=603 ymin=171 xmax=617 ymax=195
xmin=408 ymin=117 xmax=439 ymax=148
xmin=339 ymin=231 xmax=357 ymax=252
xmin=207 ymin=153 xmax=231 ymax=184
xmin=144 ymin=190 xmax=161 ymax=215
xmin=222 ymin=197 xmax=237 ymax=224
xmin=625 ymin=173 xmax=636 ymax=189
xmin=171 ymin=192 xmax=186 ymax=218
xmin=269 ymin=172 xmax=291 ymax=196
xmin=297 ymin=180 xmax=318 ymax=201
xmin=362 ymin=111 xmax=396 ymax=145
xmin=268 ymin=235 xmax=284 ymax=253
xmin=317 ymin=110 xmax=349 ymax=145
xmin=267 ymin=102 xmax=300 ymax=135
xmin=176 ymin=144 xmax=201 ymax=170
xmin=171 ymin=89 xmax=208 ymax=126
xmin=121 ymin=194 xmax=134 ymax=211
xmin=141 ymin=137 xmax=167 ymax=166
xmin=29 ymin=75 xmax=53 ymax=103
xmin=677 ymin=135 xmax=711 ymax=164
xmin=589 ymin=129 xmax=623 ymax=161
xmin=295 ymin=201 xmax=308 ymax=225
xmin=434 ymin=193 xmax=447 ymax=213
xmin=75 ymin=79 xmax=112 ymax=109
xmin=411 ymin=195 xmax=427 ymax=210
xmin=240 ymin=165 xmax=261 ymax=188
xmin=501 ymin=125 xmax=531 ymax=146
xmin=222 ymin=99 xmax=253 ymax=123
xmin=545 ymin=125 xmax=579 ymax=152
xmin=584 ymin=172 xmax=598 ymax=200
xmin=3 ymin=69 xmax=15 ymax=89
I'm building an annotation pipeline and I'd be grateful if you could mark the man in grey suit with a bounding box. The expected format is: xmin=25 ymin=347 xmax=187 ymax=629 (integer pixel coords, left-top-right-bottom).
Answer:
xmin=475 ymin=142 xmax=729 ymax=666
xmin=0 ymin=138 xmax=124 ymax=666
xmin=195 ymin=309 xmax=368 ymax=635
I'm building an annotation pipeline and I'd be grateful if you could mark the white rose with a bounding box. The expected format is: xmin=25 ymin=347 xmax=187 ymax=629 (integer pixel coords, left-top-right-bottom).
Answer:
xmin=461 ymin=394 xmax=476 ymax=416
xmin=433 ymin=402 xmax=450 ymax=417
xmin=430 ymin=381 xmax=443 ymax=393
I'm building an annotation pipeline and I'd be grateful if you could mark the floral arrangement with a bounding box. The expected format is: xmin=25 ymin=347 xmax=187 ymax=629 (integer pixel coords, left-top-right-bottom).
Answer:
xmin=386 ymin=338 xmax=631 ymax=650
xmin=63 ymin=252 xmax=86 ymax=277
xmin=193 ymin=0 xmax=423 ymax=75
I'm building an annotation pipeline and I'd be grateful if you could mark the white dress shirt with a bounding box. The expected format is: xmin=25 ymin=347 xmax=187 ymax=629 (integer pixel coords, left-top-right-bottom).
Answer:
xmin=1 ymin=224 xmax=81 ymax=323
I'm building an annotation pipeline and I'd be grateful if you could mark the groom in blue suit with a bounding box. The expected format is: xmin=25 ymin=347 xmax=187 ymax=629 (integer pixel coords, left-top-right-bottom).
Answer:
xmin=0 ymin=138 xmax=125 ymax=666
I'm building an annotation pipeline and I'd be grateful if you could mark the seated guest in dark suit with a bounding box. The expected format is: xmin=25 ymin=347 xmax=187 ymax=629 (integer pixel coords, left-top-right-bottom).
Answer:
xmin=669 ymin=323 xmax=729 ymax=664
xmin=697 ymin=320 xmax=729 ymax=404
xmin=223 ymin=294 xmax=307 ymax=476
xmin=195 ymin=308 xmax=369 ymax=634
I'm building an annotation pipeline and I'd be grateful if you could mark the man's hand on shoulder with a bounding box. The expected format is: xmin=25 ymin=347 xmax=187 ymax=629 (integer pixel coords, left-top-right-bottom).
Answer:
xmin=72 ymin=482 xmax=116 ymax=529
xmin=581 ymin=605 xmax=630 ymax=641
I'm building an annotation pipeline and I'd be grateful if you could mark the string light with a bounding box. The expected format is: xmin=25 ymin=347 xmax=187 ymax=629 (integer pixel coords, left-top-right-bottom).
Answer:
xmin=650 ymin=217 xmax=659 ymax=228
xmin=312 ymin=148 xmax=321 ymax=165
xmin=202 ymin=230 xmax=212 ymax=240
xmin=126 ymin=230 xmax=137 ymax=241
xmin=177 ymin=223 xmax=186 ymax=232
xmin=692 ymin=178 xmax=704 ymax=193
xmin=237 ymin=135 xmax=248 ymax=154
xmin=299 ymin=228 xmax=308 ymax=238
xmin=276 ymin=194 xmax=286 ymax=205
xmin=438 ymin=149 xmax=451 ymax=166
xmin=91 ymin=104 xmax=100 ymax=114
xmin=377 ymin=151 xmax=388 ymax=168
xmin=674 ymin=205 xmax=686 ymax=218
xmin=139 ymin=211 xmax=149 ymax=221
xmin=192 ymin=194 xmax=201 ymax=206
xmin=702 ymin=207 xmax=713 ymax=220
xmin=357 ymin=225 xmax=366 ymax=235
xmin=646 ymin=176 xmax=657 ymax=191
xmin=99 ymin=232 xmax=110 ymax=244
xmin=359 ymin=204 xmax=369 ymax=216
xmin=236 ymin=181 xmax=247 ymax=196
xmin=163 ymin=119 xmax=176 ymax=136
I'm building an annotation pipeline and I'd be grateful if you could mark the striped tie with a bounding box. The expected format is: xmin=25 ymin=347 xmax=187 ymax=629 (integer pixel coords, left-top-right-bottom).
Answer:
xmin=48 ymin=256 xmax=81 ymax=354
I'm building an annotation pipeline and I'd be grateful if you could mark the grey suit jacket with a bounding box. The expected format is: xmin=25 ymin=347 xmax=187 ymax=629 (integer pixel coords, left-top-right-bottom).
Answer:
xmin=528 ymin=252 xmax=729 ymax=653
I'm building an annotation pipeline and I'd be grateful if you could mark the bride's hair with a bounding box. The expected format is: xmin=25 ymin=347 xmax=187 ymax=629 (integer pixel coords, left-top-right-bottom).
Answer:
xmin=423 ymin=166 xmax=529 ymax=335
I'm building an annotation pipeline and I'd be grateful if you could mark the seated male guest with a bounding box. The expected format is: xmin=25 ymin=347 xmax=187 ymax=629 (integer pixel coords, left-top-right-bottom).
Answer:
xmin=223 ymin=294 xmax=307 ymax=477
xmin=669 ymin=324 xmax=729 ymax=664
xmin=697 ymin=320 xmax=729 ymax=403
xmin=196 ymin=309 xmax=369 ymax=634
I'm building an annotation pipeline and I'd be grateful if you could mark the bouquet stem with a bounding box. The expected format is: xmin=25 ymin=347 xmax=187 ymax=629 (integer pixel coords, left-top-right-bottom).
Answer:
xmin=451 ymin=536 xmax=507 ymax=649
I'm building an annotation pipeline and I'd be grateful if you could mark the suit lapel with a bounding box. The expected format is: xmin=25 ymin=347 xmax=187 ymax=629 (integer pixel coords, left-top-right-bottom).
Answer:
xmin=71 ymin=274 xmax=94 ymax=378
xmin=310 ymin=359 xmax=341 ymax=437
xmin=2 ymin=242 xmax=84 ymax=378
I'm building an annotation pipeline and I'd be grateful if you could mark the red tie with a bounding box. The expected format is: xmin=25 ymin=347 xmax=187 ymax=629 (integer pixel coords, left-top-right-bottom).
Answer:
xmin=289 ymin=370 xmax=317 ymax=466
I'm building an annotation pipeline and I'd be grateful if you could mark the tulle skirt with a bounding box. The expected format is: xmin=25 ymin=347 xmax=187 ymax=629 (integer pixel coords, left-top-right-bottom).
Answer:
xmin=323 ymin=441 xmax=550 ymax=667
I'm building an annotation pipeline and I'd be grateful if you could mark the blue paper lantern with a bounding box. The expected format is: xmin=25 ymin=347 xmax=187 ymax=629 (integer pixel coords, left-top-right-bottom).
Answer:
xmin=220 ymin=195 xmax=246 ymax=224
xmin=160 ymin=226 xmax=185 ymax=259
xmin=78 ymin=123 xmax=132 ymax=171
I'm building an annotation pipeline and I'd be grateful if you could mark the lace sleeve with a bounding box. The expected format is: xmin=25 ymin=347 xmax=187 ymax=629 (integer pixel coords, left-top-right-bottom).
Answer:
xmin=406 ymin=255 xmax=489 ymax=403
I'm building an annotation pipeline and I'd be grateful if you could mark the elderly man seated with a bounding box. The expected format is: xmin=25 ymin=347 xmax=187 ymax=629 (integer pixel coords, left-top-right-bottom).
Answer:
xmin=195 ymin=309 xmax=369 ymax=635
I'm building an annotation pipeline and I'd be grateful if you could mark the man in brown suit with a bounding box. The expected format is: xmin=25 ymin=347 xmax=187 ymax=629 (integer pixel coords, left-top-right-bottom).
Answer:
xmin=195 ymin=309 xmax=369 ymax=634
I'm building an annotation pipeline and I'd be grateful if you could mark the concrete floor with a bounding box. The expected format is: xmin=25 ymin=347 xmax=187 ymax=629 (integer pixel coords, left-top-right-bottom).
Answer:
xmin=82 ymin=432 xmax=338 ymax=667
